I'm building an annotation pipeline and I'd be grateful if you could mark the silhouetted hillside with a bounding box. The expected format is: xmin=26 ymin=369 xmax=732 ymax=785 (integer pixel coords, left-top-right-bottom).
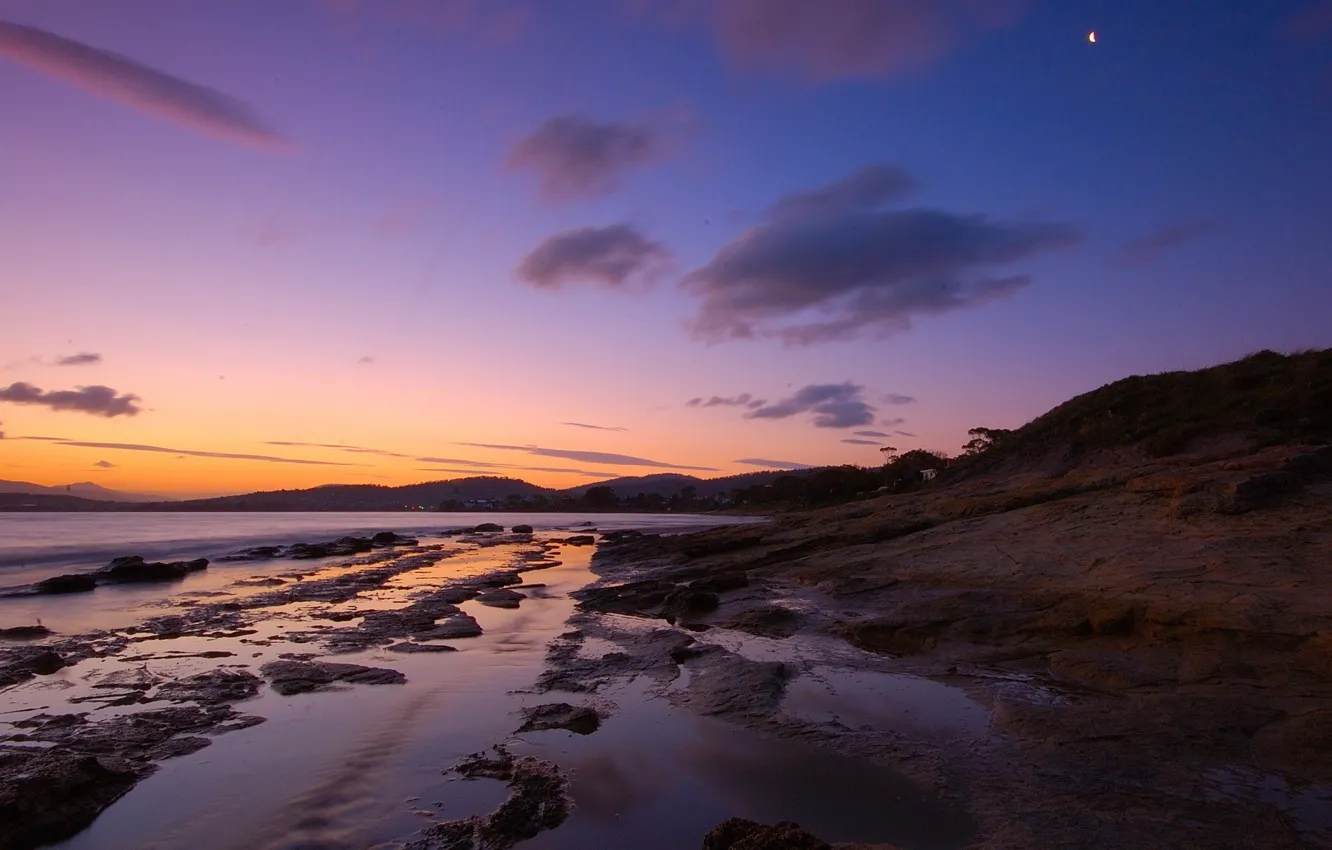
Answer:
xmin=561 ymin=469 xmax=811 ymax=499
xmin=0 ymin=480 xmax=170 ymax=502
xmin=148 ymin=477 xmax=549 ymax=511
xmin=961 ymin=348 xmax=1332 ymax=474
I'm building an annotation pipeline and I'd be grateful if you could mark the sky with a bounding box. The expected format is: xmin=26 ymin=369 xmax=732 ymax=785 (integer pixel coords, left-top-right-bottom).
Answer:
xmin=2 ymin=0 xmax=1331 ymax=498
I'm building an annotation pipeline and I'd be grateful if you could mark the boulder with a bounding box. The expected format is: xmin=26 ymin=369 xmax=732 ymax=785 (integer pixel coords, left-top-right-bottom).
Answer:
xmin=371 ymin=531 xmax=418 ymax=546
xmin=702 ymin=819 xmax=835 ymax=850
xmin=259 ymin=660 xmax=406 ymax=695
xmin=564 ymin=535 xmax=596 ymax=546
xmin=0 ymin=625 xmax=53 ymax=640
xmin=516 ymin=703 xmax=602 ymax=735
xmin=98 ymin=557 xmax=208 ymax=584
xmin=512 ymin=524 xmax=535 ymax=534
xmin=476 ymin=588 xmax=525 ymax=609
xmin=33 ymin=574 xmax=97 ymax=595
xmin=472 ymin=523 xmax=505 ymax=533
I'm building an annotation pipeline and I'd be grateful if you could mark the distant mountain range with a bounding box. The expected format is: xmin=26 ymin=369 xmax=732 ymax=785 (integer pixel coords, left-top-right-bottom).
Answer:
xmin=0 ymin=468 xmax=818 ymax=511
xmin=0 ymin=480 xmax=172 ymax=503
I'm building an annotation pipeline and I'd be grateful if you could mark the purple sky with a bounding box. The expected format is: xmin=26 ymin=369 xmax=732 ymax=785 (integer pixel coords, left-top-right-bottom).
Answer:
xmin=3 ymin=0 xmax=1331 ymax=495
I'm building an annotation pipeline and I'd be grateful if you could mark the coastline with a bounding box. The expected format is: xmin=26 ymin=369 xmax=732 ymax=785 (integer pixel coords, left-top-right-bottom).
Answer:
xmin=4 ymin=441 xmax=1331 ymax=850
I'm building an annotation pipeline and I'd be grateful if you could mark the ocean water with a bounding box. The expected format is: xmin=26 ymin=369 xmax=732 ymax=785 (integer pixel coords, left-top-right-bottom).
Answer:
xmin=0 ymin=520 xmax=980 ymax=849
xmin=0 ymin=512 xmax=762 ymax=633
xmin=0 ymin=511 xmax=760 ymax=577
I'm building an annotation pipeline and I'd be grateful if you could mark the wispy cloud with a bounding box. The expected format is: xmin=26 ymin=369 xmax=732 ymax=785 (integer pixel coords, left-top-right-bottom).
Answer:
xmin=0 ymin=382 xmax=141 ymax=417
xmin=0 ymin=19 xmax=291 ymax=151
xmin=55 ymin=352 xmax=102 ymax=366
xmin=882 ymin=393 xmax=916 ymax=405
xmin=418 ymin=465 xmax=604 ymax=479
xmin=630 ymin=0 xmax=1028 ymax=82
xmin=853 ymin=430 xmax=891 ymax=438
xmin=714 ymin=0 xmax=1026 ymax=81
xmin=682 ymin=163 xmax=1079 ymax=345
xmin=734 ymin=458 xmax=812 ymax=469
xmin=685 ymin=393 xmax=765 ymax=409
xmin=92 ymin=459 xmax=116 ymax=469
xmin=746 ymin=383 xmax=875 ymax=429
xmin=1118 ymin=221 xmax=1211 ymax=265
xmin=357 ymin=356 xmax=376 ymax=365
xmin=456 ymin=442 xmax=718 ymax=471
xmin=48 ymin=440 xmax=361 ymax=466
xmin=265 ymin=441 xmax=413 ymax=459
xmin=841 ymin=439 xmax=881 ymax=446
xmin=516 ymin=223 xmax=672 ymax=290
xmin=561 ymin=422 xmax=629 ymax=432
xmin=507 ymin=114 xmax=670 ymax=201
xmin=896 ymin=430 xmax=917 ymax=438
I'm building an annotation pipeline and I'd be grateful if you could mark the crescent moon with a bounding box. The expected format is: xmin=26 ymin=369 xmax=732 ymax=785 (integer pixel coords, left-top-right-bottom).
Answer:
xmin=1088 ymin=31 xmax=1097 ymax=44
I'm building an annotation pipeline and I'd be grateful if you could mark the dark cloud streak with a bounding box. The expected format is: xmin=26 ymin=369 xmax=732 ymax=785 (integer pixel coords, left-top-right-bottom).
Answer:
xmin=55 ymin=352 xmax=102 ymax=366
xmin=734 ymin=457 xmax=812 ymax=469
xmin=561 ymin=422 xmax=630 ymax=432
xmin=456 ymin=442 xmax=718 ymax=471
xmin=0 ymin=382 xmax=141 ymax=417
xmin=516 ymin=224 xmax=671 ymax=290
xmin=746 ymin=383 xmax=875 ymax=429
xmin=0 ymin=19 xmax=290 ymax=151
xmin=47 ymin=440 xmax=360 ymax=466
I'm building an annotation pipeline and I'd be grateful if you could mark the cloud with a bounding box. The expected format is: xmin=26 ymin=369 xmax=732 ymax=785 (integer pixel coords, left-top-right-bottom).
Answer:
xmin=1118 ymin=221 xmax=1211 ymax=265
xmin=768 ymin=164 xmax=919 ymax=219
xmin=882 ymin=393 xmax=916 ymax=405
xmin=561 ymin=422 xmax=629 ymax=432
xmin=632 ymin=0 xmax=1028 ymax=82
xmin=55 ymin=352 xmax=102 ymax=366
xmin=507 ymin=114 xmax=668 ymax=201
xmin=418 ymin=465 xmax=605 ymax=479
xmin=745 ymin=383 xmax=875 ymax=429
xmin=47 ymin=440 xmax=360 ymax=466
xmin=93 ymin=460 xmax=116 ymax=469
xmin=357 ymin=356 xmax=375 ymax=365
xmin=455 ymin=442 xmax=718 ymax=471
xmin=841 ymin=439 xmax=881 ymax=446
xmin=265 ymin=441 xmax=413 ymax=459
xmin=895 ymin=430 xmax=917 ymax=437
xmin=682 ymin=164 xmax=1079 ymax=345
xmin=0 ymin=19 xmax=290 ymax=151
xmin=734 ymin=458 xmax=812 ymax=469
xmin=516 ymin=224 xmax=672 ymax=290
xmin=0 ymin=382 xmax=142 ymax=417
xmin=686 ymin=393 xmax=765 ymax=409
xmin=853 ymin=430 xmax=891 ymax=438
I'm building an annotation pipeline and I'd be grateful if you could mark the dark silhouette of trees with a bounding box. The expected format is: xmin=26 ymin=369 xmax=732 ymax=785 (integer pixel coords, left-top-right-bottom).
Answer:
xmin=582 ymin=485 xmax=618 ymax=510
xmin=963 ymin=427 xmax=1011 ymax=455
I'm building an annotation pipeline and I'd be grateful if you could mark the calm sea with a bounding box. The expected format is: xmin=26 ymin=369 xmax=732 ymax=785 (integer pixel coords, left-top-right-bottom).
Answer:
xmin=0 ymin=511 xmax=761 ymax=580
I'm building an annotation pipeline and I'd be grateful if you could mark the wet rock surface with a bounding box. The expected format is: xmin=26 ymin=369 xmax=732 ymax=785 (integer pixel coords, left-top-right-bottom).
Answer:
xmin=99 ymin=556 xmax=209 ymax=584
xmin=576 ymin=443 xmax=1332 ymax=849
xmin=0 ymin=625 xmax=51 ymax=640
xmin=399 ymin=747 xmax=572 ymax=850
xmin=1 ymin=531 xmax=575 ymax=849
xmin=515 ymin=702 xmax=602 ymax=735
xmin=1 ymin=704 xmax=265 ymax=850
xmin=260 ymin=659 xmax=407 ymax=695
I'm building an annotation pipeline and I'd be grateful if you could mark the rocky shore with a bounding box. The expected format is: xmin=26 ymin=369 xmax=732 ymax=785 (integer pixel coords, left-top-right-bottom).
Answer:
xmin=4 ymin=432 xmax=1330 ymax=850
xmin=542 ymin=442 xmax=1332 ymax=848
